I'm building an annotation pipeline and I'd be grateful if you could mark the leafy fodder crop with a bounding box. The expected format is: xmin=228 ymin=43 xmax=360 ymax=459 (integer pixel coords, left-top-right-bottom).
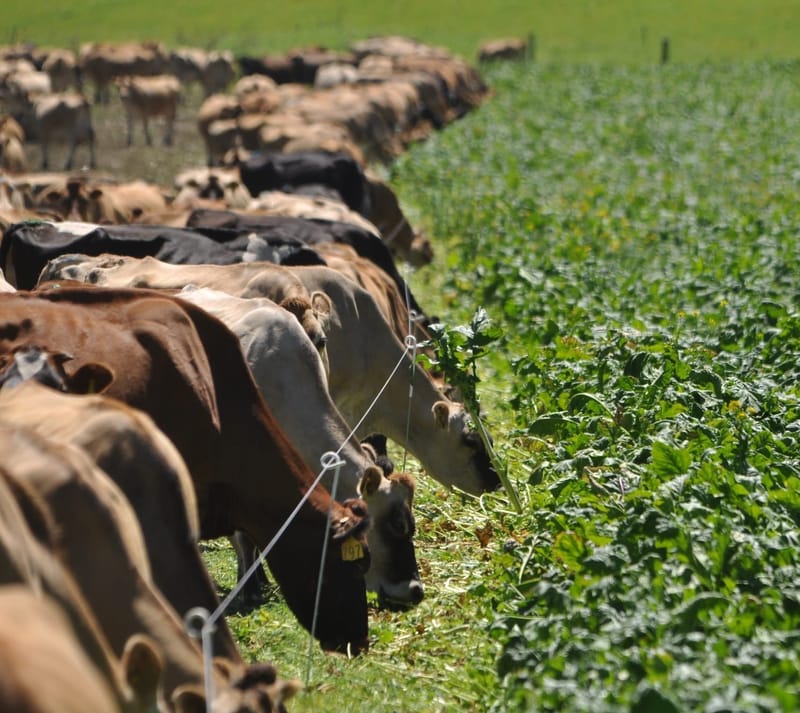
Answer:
xmin=393 ymin=60 xmax=800 ymax=711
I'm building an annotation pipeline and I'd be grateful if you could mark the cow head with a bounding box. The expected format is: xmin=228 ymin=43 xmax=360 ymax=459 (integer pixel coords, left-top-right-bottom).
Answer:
xmin=172 ymin=662 xmax=301 ymax=713
xmin=278 ymin=292 xmax=331 ymax=374
xmin=429 ymin=400 xmax=501 ymax=494
xmin=265 ymin=497 xmax=371 ymax=655
xmin=358 ymin=465 xmax=423 ymax=609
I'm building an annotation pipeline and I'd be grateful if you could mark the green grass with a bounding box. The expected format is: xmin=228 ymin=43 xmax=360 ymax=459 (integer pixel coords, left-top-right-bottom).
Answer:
xmin=5 ymin=1 xmax=800 ymax=63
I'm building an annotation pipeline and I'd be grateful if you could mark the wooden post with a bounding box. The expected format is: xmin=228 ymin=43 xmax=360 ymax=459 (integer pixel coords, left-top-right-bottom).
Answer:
xmin=526 ymin=33 xmax=536 ymax=63
xmin=661 ymin=37 xmax=670 ymax=64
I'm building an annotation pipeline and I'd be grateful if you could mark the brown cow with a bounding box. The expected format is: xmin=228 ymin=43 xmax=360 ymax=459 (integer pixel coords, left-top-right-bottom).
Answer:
xmin=79 ymin=41 xmax=168 ymax=103
xmin=0 ymin=459 xmax=164 ymax=713
xmin=43 ymin=256 xmax=500 ymax=495
xmin=0 ymin=587 xmax=151 ymax=713
xmin=117 ymin=74 xmax=180 ymax=147
xmin=0 ymin=420 xmax=301 ymax=711
xmin=0 ymin=287 xmax=372 ymax=653
xmin=0 ymin=379 xmax=241 ymax=660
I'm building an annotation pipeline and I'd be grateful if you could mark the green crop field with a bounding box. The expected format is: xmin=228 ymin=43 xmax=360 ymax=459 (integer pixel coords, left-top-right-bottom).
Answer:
xmin=5 ymin=3 xmax=800 ymax=711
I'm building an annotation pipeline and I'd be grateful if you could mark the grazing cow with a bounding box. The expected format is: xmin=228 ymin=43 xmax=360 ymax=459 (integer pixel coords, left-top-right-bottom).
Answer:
xmin=0 ymin=133 xmax=27 ymax=172
xmin=0 ymin=421 xmax=301 ymax=711
xmin=238 ymin=150 xmax=372 ymax=218
xmin=117 ymin=75 xmax=180 ymax=147
xmin=0 ymin=587 xmax=122 ymax=713
xmin=178 ymin=286 xmax=423 ymax=607
xmin=0 ymin=466 xmax=164 ymax=713
xmin=42 ymin=257 xmax=500 ymax=495
xmin=0 ymin=287 xmax=372 ymax=653
xmin=197 ymin=94 xmax=241 ymax=166
xmin=0 ymin=379 xmax=241 ymax=661
xmin=32 ymin=92 xmax=95 ymax=170
xmin=0 ymin=221 xmax=326 ymax=288
xmin=173 ymin=167 xmax=251 ymax=208
xmin=478 ymin=37 xmax=529 ymax=63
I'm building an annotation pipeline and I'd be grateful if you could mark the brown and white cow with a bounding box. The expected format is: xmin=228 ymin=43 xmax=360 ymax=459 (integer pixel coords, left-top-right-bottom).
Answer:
xmin=117 ymin=74 xmax=180 ymax=147
xmin=177 ymin=285 xmax=423 ymax=607
xmin=0 ymin=287 xmax=372 ymax=653
xmin=42 ymin=256 xmax=500 ymax=495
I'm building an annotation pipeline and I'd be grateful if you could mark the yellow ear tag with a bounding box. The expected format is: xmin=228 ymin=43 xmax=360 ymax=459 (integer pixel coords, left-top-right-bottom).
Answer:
xmin=341 ymin=537 xmax=364 ymax=561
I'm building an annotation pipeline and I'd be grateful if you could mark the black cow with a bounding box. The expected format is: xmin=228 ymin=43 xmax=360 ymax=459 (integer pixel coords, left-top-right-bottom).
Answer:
xmin=0 ymin=222 xmax=324 ymax=290
xmin=238 ymin=151 xmax=372 ymax=218
xmin=185 ymin=209 xmax=427 ymax=320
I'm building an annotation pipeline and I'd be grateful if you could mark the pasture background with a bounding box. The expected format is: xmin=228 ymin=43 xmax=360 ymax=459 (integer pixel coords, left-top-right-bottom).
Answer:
xmin=6 ymin=0 xmax=800 ymax=63
xmin=7 ymin=2 xmax=800 ymax=712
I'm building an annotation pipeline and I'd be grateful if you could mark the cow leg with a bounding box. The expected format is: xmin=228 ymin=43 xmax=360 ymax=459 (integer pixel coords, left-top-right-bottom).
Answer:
xmin=143 ymin=117 xmax=153 ymax=147
xmin=40 ymin=139 xmax=49 ymax=170
xmin=87 ymin=126 xmax=96 ymax=169
xmin=125 ymin=111 xmax=134 ymax=147
xmin=229 ymin=531 xmax=270 ymax=605
xmin=163 ymin=116 xmax=174 ymax=147
xmin=64 ymin=140 xmax=76 ymax=171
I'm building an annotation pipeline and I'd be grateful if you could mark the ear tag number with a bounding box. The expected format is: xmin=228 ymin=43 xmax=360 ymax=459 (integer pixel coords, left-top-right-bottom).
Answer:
xmin=341 ymin=537 xmax=364 ymax=561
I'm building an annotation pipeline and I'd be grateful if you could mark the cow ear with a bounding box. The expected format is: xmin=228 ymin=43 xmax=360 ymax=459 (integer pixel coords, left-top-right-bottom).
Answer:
xmin=89 ymin=188 xmax=104 ymax=200
xmin=358 ymin=465 xmax=384 ymax=498
xmin=66 ymin=362 xmax=115 ymax=394
xmin=432 ymin=400 xmax=451 ymax=429
xmin=390 ymin=471 xmax=416 ymax=498
xmin=310 ymin=289 xmax=332 ymax=319
xmin=272 ymin=678 xmax=303 ymax=705
xmin=171 ymin=684 xmax=206 ymax=713
xmin=121 ymin=633 xmax=163 ymax=709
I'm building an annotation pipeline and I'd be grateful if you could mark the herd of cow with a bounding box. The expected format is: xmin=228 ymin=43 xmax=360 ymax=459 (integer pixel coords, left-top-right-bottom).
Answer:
xmin=0 ymin=33 xmax=504 ymax=713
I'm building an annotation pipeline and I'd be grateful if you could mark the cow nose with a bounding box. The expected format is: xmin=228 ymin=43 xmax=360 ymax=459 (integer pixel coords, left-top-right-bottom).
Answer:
xmin=408 ymin=580 xmax=424 ymax=604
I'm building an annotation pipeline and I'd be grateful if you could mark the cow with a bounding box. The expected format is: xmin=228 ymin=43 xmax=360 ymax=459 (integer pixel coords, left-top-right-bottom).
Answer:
xmin=0 ymin=287 xmax=372 ymax=653
xmin=238 ymin=150 xmax=372 ymax=218
xmin=0 ymin=220 xmax=327 ymax=289
xmin=78 ymin=41 xmax=168 ymax=104
xmin=40 ymin=257 xmax=500 ymax=495
xmin=177 ymin=285 xmax=423 ymax=607
xmin=31 ymin=92 xmax=95 ymax=170
xmin=0 ymin=133 xmax=27 ymax=172
xmin=0 ymin=586 xmax=150 ymax=713
xmin=117 ymin=75 xmax=180 ymax=147
xmin=173 ymin=167 xmax=251 ymax=208
xmin=0 ymin=462 xmax=164 ymax=713
xmin=41 ymin=48 xmax=79 ymax=91
xmin=0 ymin=379 xmax=241 ymax=661
xmin=0 ymin=421 xmax=302 ymax=711
xmin=23 ymin=178 xmax=166 ymax=224
xmin=478 ymin=37 xmax=529 ymax=63
xmin=197 ymin=94 xmax=242 ymax=166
